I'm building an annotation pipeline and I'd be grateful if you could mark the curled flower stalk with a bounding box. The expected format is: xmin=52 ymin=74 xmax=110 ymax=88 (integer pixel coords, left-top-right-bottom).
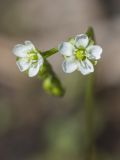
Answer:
xmin=38 ymin=59 xmax=65 ymax=96
xmin=13 ymin=41 xmax=64 ymax=96
xmin=12 ymin=27 xmax=103 ymax=97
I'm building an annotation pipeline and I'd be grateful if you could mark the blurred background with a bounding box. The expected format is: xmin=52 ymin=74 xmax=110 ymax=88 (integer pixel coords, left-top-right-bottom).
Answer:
xmin=0 ymin=0 xmax=120 ymax=159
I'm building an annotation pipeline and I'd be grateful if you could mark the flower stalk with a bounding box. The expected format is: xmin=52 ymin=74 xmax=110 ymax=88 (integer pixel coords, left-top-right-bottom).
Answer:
xmin=84 ymin=27 xmax=96 ymax=160
xmin=41 ymin=48 xmax=58 ymax=58
xmin=38 ymin=59 xmax=65 ymax=96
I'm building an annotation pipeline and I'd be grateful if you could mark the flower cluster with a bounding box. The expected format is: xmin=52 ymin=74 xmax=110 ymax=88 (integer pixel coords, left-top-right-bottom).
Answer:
xmin=12 ymin=28 xmax=103 ymax=96
xmin=59 ymin=34 xmax=102 ymax=75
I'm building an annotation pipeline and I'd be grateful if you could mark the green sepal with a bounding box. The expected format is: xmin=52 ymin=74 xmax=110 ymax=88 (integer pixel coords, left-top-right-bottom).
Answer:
xmin=86 ymin=27 xmax=96 ymax=43
xmin=16 ymin=57 xmax=19 ymax=61
xmin=39 ymin=63 xmax=50 ymax=79
xmin=91 ymin=60 xmax=98 ymax=66
xmin=89 ymin=39 xmax=95 ymax=46
xmin=68 ymin=37 xmax=75 ymax=45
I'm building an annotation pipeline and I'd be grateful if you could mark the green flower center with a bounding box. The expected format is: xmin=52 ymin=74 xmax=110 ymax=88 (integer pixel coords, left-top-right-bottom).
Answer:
xmin=75 ymin=49 xmax=86 ymax=61
xmin=28 ymin=50 xmax=38 ymax=61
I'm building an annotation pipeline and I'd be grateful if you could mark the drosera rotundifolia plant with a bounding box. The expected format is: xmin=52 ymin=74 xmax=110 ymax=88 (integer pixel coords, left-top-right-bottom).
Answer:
xmin=13 ymin=27 xmax=103 ymax=97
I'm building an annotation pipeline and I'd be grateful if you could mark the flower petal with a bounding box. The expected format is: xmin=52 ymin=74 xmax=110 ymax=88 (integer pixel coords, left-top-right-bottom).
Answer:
xmin=13 ymin=41 xmax=36 ymax=58
xmin=86 ymin=45 xmax=103 ymax=60
xmin=13 ymin=44 xmax=28 ymax=58
xmin=59 ymin=42 xmax=75 ymax=56
xmin=78 ymin=59 xmax=94 ymax=75
xmin=37 ymin=53 xmax=44 ymax=66
xmin=16 ymin=58 xmax=31 ymax=72
xmin=75 ymin=34 xmax=89 ymax=48
xmin=24 ymin=41 xmax=36 ymax=51
xmin=28 ymin=62 xmax=41 ymax=77
xmin=62 ymin=56 xmax=78 ymax=73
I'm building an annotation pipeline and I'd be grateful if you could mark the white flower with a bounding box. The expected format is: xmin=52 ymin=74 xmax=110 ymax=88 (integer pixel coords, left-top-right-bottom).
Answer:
xmin=59 ymin=34 xmax=102 ymax=75
xmin=13 ymin=41 xmax=44 ymax=77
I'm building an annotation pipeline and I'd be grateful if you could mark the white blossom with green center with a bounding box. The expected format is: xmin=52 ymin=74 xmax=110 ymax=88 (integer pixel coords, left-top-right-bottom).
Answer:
xmin=13 ymin=41 xmax=44 ymax=77
xmin=59 ymin=34 xmax=103 ymax=75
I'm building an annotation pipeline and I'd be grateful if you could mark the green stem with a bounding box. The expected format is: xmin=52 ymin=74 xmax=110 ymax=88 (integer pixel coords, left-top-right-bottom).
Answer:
xmin=41 ymin=48 xmax=58 ymax=58
xmin=84 ymin=27 xmax=96 ymax=160
xmin=38 ymin=48 xmax=64 ymax=96
xmin=38 ymin=59 xmax=65 ymax=97
xmin=84 ymin=74 xmax=95 ymax=160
